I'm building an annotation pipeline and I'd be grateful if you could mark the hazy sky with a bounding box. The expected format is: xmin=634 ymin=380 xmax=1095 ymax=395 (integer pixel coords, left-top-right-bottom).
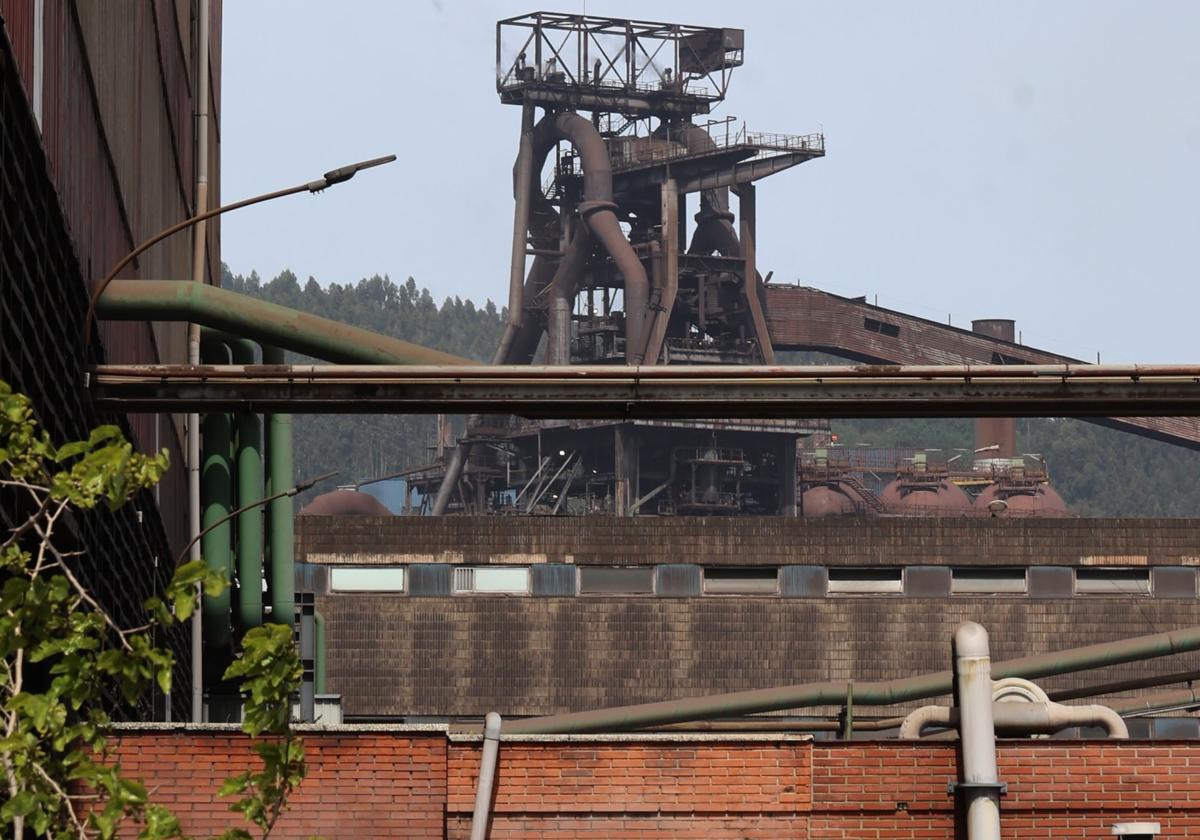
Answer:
xmin=221 ymin=1 xmax=1200 ymax=363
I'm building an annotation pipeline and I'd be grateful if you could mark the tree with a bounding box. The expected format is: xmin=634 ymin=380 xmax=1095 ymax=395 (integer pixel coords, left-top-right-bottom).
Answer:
xmin=0 ymin=381 xmax=304 ymax=838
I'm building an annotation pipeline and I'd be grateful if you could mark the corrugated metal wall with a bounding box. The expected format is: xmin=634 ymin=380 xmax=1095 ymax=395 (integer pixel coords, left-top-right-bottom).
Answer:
xmin=0 ymin=0 xmax=222 ymax=553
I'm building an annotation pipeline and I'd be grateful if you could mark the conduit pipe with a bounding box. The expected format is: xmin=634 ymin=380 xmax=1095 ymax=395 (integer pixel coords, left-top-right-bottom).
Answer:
xmin=899 ymin=701 xmax=1129 ymax=740
xmin=219 ymin=334 xmax=265 ymax=631
xmin=97 ymin=280 xmax=471 ymax=366
xmin=954 ymin=621 xmax=1001 ymax=840
xmin=199 ymin=339 xmax=232 ymax=651
xmin=505 ymin=623 xmax=1200 ymax=734
xmin=188 ymin=0 xmax=211 ymax=724
xmin=261 ymin=346 xmax=295 ymax=628
xmin=469 ymin=712 xmax=503 ymax=840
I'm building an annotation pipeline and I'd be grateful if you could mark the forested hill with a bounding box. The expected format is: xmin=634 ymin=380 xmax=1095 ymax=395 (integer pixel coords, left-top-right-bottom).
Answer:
xmin=223 ymin=264 xmax=1200 ymax=517
xmin=220 ymin=264 xmax=506 ymax=490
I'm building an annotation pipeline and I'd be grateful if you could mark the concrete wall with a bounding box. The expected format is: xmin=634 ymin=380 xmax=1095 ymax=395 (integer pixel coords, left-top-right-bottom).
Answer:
xmin=104 ymin=728 xmax=1200 ymax=838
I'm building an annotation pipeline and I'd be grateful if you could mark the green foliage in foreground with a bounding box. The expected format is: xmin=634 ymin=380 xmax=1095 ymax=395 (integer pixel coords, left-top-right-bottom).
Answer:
xmin=0 ymin=381 xmax=305 ymax=838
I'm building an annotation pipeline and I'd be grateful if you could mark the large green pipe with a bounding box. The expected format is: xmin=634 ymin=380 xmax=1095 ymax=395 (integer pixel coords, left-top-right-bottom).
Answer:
xmin=507 ymin=624 xmax=1200 ymax=734
xmin=97 ymin=279 xmax=472 ymax=366
xmin=261 ymin=346 xmax=295 ymax=628
xmin=199 ymin=340 xmax=233 ymax=650
xmin=315 ymin=611 xmax=327 ymax=694
xmin=214 ymin=333 xmax=265 ymax=632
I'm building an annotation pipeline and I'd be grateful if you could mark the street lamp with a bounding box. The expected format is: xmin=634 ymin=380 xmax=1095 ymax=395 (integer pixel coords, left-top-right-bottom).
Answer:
xmin=81 ymin=154 xmax=396 ymax=348
xmin=77 ymin=155 xmax=391 ymax=725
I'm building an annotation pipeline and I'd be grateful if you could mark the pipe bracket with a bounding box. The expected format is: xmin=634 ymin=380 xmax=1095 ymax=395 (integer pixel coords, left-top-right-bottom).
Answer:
xmin=946 ymin=781 xmax=1008 ymax=797
xmin=578 ymin=199 xmax=618 ymax=218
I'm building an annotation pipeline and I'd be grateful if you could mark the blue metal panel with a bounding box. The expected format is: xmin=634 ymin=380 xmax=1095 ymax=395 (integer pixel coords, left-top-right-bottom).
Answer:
xmin=780 ymin=565 xmax=827 ymax=598
xmin=408 ymin=564 xmax=451 ymax=597
xmin=532 ymin=564 xmax=577 ymax=596
xmin=657 ymin=564 xmax=701 ymax=597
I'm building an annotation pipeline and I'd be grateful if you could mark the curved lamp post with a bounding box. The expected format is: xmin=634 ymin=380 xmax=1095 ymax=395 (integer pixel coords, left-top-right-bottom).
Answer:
xmin=82 ymin=154 xmax=396 ymax=348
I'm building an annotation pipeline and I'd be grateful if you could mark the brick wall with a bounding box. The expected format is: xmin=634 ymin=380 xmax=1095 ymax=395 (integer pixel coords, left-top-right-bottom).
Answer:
xmin=105 ymin=728 xmax=1200 ymax=839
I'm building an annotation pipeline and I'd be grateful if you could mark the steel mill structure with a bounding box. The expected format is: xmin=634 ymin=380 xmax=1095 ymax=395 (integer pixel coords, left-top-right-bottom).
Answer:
xmin=9 ymin=6 xmax=1200 ymax=836
xmin=416 ymin=12 xmax=828 ymax=517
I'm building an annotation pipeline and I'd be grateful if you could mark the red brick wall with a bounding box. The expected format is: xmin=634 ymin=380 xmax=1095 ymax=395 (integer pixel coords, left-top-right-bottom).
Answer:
xmin=105 ymin=730 xmax=1200 ymax=838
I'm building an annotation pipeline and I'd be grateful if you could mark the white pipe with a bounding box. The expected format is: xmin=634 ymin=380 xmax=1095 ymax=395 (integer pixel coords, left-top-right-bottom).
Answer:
xmin=955 ymin=621 xmax=1001 ymax=840
xmin=469 ymin=712 xmax=503 ymax=840
xmin=901 ymin=701 xmax=1129 ymax=740
xmin=189 ymin=0 xmax=211 ymax=724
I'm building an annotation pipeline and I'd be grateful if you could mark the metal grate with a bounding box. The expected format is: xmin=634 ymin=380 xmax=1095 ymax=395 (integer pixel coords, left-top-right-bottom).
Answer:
xmin=0 ymin=33 xmax=188 ymax=719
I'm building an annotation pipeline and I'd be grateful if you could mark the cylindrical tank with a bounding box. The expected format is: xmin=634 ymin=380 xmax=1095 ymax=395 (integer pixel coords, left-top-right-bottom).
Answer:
xmin=882 ymin=478 xmax=974 ymax=515
xmin=978 ymin=483 xmax=1069 ymax=517
xmin=299 ymin=489 xmax=393 ymax=516
xmin=800 ymin=484 xmax=857 ymax=516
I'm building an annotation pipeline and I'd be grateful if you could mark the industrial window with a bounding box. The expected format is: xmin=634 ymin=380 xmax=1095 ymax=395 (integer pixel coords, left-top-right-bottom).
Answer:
xmin=952 ymin=568 xmax=1027 ymax=595
xmin=1075 ymin=568 xmax=1151 ymax=595
xmin=863 ymin=317 xmax=900 ymax=338
xmin=330 ymin=567 xmax=406 ymax=593
xmin=579 ymin=566 xmax=655 ymax=594
xmin=703 ymin=567 xmax=779 ymax=595
xmin=827 ymin=568 xmax=903 ymax=594
xmin=453 ymin=567 xmax=530 ymax=594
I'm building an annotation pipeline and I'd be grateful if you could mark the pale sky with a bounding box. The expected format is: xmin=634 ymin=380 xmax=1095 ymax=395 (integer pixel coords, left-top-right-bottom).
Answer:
xmin=221 ymin=1 xmax=1200 ymax=363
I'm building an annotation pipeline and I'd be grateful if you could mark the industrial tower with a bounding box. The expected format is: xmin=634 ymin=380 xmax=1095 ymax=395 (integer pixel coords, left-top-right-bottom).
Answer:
xmin=422 ymin=11 xmax=826 ymax=515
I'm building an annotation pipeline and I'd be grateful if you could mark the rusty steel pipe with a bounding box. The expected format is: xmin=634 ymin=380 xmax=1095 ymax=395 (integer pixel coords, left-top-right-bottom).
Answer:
xmin=85 ymin=362 xmax=1200 ymax=380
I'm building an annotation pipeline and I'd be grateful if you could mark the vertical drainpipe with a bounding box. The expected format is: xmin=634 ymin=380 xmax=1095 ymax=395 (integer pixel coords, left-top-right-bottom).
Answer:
xmin=189 ymin=0 xmax=212 ymax=725
xmin=954 ymin=621 xmax=1002 ymax=840
xmin=262 ymin=345 xmax=295 ymax=629
xmin=220 ymin=336 xmax=264 ymax=632
xmin=469 ymin=712 xmax=503 ymax=840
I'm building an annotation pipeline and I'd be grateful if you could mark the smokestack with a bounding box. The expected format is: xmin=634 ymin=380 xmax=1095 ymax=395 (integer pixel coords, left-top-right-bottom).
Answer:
xmin=972 ymin=319 xmax=1017 ymax=459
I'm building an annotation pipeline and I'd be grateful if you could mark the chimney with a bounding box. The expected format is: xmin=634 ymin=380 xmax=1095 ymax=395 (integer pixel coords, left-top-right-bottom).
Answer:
xmin=972 ymin=319 xmax=1017 ymax=459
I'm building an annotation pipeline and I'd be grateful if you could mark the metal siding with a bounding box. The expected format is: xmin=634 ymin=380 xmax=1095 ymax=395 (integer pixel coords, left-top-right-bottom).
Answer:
xmin=1152 ymin=566 xmax=1196 ymax=599
xmin=409 ymin=564 xmax=452 ymax=597
xmin=531 ymin=563 xmax=576 ymax=596
xmin=1029 ymin=566 xmax=1074 ymax=599
xmin=780 ymin=565 xmax=827 ymax=598
xmin=904 ymin=566 xmax=951 ymax=598
xmin=657 ymin=564 xmax=702 ymax=597
xmin=0 ymin=0 xmax=35 ymax=86
xmin=764 ymin=285 xmax=1200 ymax=449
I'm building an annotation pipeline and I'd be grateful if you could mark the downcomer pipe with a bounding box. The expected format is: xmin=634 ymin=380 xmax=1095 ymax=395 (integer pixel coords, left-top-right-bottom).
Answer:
xmin=505 ymin=623 xmax=1200 ymax=734
xmin=97 ymin=280 xmax=472 ymax=366
xmin=469 ymin=712 xmax=503 ymax=840
xmin=954 ymin=621 xmax=1001 ymax=840
xmin=431 ymin=110 xmax=650 ymax=515
xmin=552 ymin=111 xmax=650 ymax=364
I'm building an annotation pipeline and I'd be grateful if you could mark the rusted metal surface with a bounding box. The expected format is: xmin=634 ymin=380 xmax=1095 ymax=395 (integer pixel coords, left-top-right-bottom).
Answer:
xmin=89 ymin=362 xmax=1200 ymax=417
xmin=766 ymin=285 xmax=1200 ymax=449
